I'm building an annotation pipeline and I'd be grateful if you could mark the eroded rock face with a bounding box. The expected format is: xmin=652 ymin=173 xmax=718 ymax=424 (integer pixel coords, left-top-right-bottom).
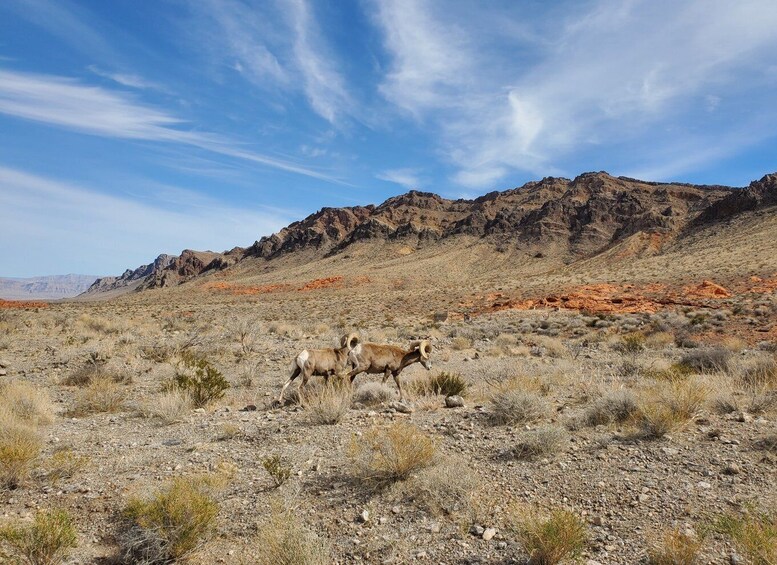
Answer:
xmin=693 ymin=173 xmax=777 ymax=224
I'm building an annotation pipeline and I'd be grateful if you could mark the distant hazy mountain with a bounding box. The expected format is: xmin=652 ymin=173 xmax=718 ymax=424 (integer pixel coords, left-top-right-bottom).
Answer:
xmin=0 ymin=274 xmax=100 ymax=300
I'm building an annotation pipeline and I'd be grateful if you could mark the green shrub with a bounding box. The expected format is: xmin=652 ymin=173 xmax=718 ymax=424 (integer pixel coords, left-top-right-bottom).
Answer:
xmin=427 ymin=371 xmax=468 ymax=397
xmin=715 ymin=510 xmax=776 ymax=565
xmin=618 ymin=332 xmax=646 ymax=353
xmin=518 ymin=510 xmax=587 ymax=565
xmin=171 ymin=352 xmax=229 ymax=408
xmin=647 ymin=527 xmax=703 ymax=565
xmin=262 ymin=455 xmax=292 ymax=488
xmin=0 ymin=508 xmax=77 ymax=565
xmin=0 ymin=418 xmax=42 ymax=490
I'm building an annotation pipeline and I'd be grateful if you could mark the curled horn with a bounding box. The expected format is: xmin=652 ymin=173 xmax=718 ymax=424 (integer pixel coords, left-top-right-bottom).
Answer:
xmin=409 ymin=340 xmax=432 ymax=359
xmin=341 ymin=332 xmax=360 ymax=349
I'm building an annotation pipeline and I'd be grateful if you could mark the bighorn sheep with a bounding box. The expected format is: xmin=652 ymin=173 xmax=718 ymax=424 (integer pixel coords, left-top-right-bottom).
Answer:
xmin=278 ymin=333 xmax=360 ymax=403
xmin=347 ymin=340 xmax=433 ymax=399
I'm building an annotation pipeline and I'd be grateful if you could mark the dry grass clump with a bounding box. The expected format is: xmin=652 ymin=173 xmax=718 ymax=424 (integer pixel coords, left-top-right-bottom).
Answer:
xmin=142 ymin=390 xmax=191 ymax=424
xmin=410 ymin=371 xmax=468 ymax=397
xmin=0 ymin=416 xmax=42 ymax=490
xmin=634 ymin=378 xmax=709 ymax=438
xmin=677 ymin=347 xmax=731 ymax=373
xmin=353 ymin=382 xmax=395 ymax=405
xmin=450 ymin=336 xmax=472 ymax=350
xmin=262 ymin=455 xmax=292 ymax=488
xmin=62 ymin=362 xmax=131 ymax=388
xmin=517 ymin=509 xmax=587 ymax=565
xmin=715 ymin=510 xmax=776 ymax=565
xmin=253 ymin=503 xmax=330 ymax=565
xmin=644 ymin=331 xmax=675 ymax=349
xmin=739 ymin=358 xmax=777 ymax=414
xmin=0 ymin=508 xmax=77 ymax=565
xmin=512 ymin=426 xmax=568 ymax=461
xmin=531 ymin=335 xmax=568 ymax=359
xmin=349 ymin=422 xmax=436 ymax=485
xmin=77 ymin=313 xmax=121 ymax=335
xmin=615 ymin=332 xmax=646 ymax=353
xmin=0 ymin=381 xmax=55 ymax=426
xmin=388 ymin=456 xmax=477 ymax=518
xmin=754 ymin=433 xmax=777 ymax=452
xmin=584 ymin=389 xmax=638 ymax=426
xmin=646 ymin=527 xmax=703 ymax=565
xmin=301 ymin=384 xmax=351 ymax=425
xmin=121 ymin=475 xmax=221 ymax=564
xmin=44 ymin=448 xmax=89 ymax=485
xmin=488 ymin=383 xmax=548 ymax=426
xmin=70 ymin=377 xmax=127 ymax=416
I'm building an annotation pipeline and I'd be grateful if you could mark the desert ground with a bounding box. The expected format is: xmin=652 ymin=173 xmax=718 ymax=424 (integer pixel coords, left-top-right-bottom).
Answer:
xmin=1 ymin=251 xmax=776 ymax=565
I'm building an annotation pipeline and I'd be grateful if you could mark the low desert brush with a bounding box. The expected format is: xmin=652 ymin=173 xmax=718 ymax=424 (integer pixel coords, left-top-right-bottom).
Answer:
xmin=349 ymin=422 xmax=436 ymax=485
xmin=512 ymin=426 xmax=568 ymax=461
xmin=0 ymin=381 xmax=55 ymax=426
xmin=70 ymin=376 xmax=126 ymax=416
xmin=143 ymin=389 xmax=191 ymax=424
xmin=488 ymin=386 xmax=548 ymax=426
xmin=45 ymin=448 xmax=88 ymax=485
xmin=677 ymin=348 xmax=731 ymax=374
xmin=253 ymin=502 xmax=330 ymax=565
xmin=170 ymin=351 xmax=229 ymax=408
xmin=616 ymin=332 xmax=646 ymax=353
xmin=121 ymin=475 xmax=221 ymax=563
xmin=0 ymin=417 xmax=42 ymax=490
xmin=715 ymin=510 xmax=776 ymax=565
xmin=353 ymin=382 xmax=395 ymax=405
xmin=0 ymin=508 xmax=77 ymax=565
xmin=301 ymin=384 xmax=351 ymax=425
xmin=584 ymin=389 xmax=638 ymax=426
xmin=633 ymin=399 xmax=684 ymax=439
xmin=647 ymin=527 xmax=704 ymax=565
xmin=517 ymin=509 xmax=587 ymax=565
xmin=262 ymin=455 xmax=292 ymax=488
xmin=410 ymin=371 xmax=468 ymax=397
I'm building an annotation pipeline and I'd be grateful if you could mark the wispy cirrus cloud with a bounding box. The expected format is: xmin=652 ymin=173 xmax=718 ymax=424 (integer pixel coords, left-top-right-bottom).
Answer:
xmin=376 ymin=167 xmax=423 ymax=189
xmin=87 ymin=65 xmax=169 ymax=92
xmin=0 ymin=166 xmax=294 ymax=277
xmin=0 ymin=68 xmax=346 ymax=183
xmin=373 ymin=0 xmax=777 ymax=187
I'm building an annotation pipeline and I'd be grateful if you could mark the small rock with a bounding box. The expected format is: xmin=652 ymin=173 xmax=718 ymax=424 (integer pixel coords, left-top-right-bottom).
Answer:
xmin=445 ymin=395 xmax=465 ymax=408
xmin=591 ymin=516 xmax=605 ymax=526
xmin=497 ymin=541 xmax=507 ymax=550
xmin=162 ymin=438 xmax=183 ymax=446
xmin=358 ymin=509 xmax=370 ymax=523
xmin=391 ymin=506 xmax=401 ymax=514
xmin=239 ymin=404 xmax=257 ymax=411
xmin=415 ymin=550 xmax=427 ymax=559
xmin=729 ymin=552 xmax=744 ymax=565
xmin=697 ymin=481 xmax=712 ymax=489
xmin=389 ymin=401 xmax=414 ymax=414
xmin=193 ymin=408 xmax=206 ymax=413
xmin=482 ymin=527 xmax=497 ymax=541
xmin=723 ymin=463 xmax=740 ymax=475
xmin=470 ymin=524 xmax=485 ymax=537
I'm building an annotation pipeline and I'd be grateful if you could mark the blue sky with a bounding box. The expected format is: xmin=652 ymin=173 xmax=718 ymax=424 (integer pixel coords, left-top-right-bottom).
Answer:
xmin=1 ymin=0 xmax=776 ymax=277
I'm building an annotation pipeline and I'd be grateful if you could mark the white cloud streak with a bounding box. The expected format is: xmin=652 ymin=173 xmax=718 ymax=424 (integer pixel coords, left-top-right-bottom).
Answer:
xmin=0 ymin=68 xmax=346 ymax=183
xmin=376 ymin=168 xmax=422 ymax=189
xmin=0 ymin=166 xmax=293 ymax=277
xmin=87 ymin=65 xmax=168 ymax=92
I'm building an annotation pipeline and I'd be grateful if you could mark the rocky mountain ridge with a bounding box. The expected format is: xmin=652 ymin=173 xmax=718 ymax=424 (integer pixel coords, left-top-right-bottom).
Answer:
xmin=82 ymin=171 xmax=777 ymax=296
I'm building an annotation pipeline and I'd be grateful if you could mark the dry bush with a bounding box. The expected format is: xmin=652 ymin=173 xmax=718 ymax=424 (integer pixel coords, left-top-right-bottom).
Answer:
xmin=754 ymin=433 xmax=777 ymax=452
xmin=353 ymin=382 xmax=395 ymax=405
xmin=644 ymin=331 xmax=675 ymax=349
xmin=70 ymin=377 xmax=127 ymax=416
xmin=678 ymin=348 xmax=732 ymax=374
xmin=0 ymin=415 xmax=42 ymax=490
xmin=634 ymin=378 xmax=708 ymax=438
xmin=488 ymin=386 xmax=548 ymax=426
xmin=635 ymin=401 xmax=685 ymax=439
xmin=665 ymin=377 xmax=710 ymax=420
xmin=77 ymin=313 xmax=121 ymax=335
xmin=301 ymin=384 xmax=351 ymax=425
xmin=231 ymin=319 xmax=259 ymax=356
xmin=584 ymin=389 xmax=638 ymax=426
xmin=62 ymin=362 xmax=131 ymax=388
xmin=531 ymin=335 xmax=568 ymax=359
xmin=349 ymin=422 xmax=436 ymax=485
xmin=387 ymin=455 xmax=477 ymax=520
xmin=0 ymin=508 xmax=77 ymax=565
xmin=262 ymin=455 xmax=292 ymax=488
xmin=715 ymin=511 xmax=776 ymax=565
xmin=710 ymin=391 xmax=740 ymax=415
xmin=517 ymin=510 xmax=587 ymax=565
xmin=615 ymin=332 xmax=646 ymax=353
xmin=740 ymin=357 xmax=777 ymax=389
xmin=121 ymin=475 xmax=221 ymax=564
xmin=0 ymin=381 xmax=55 ymax=426
xmin=450 ymin=336 xmax=472 ymax=350
xmin=512 ymin=426 xmax=568 ymax=461
xmin=253 ymin=502 xmax=330 ymax=565
xmin=410 ymin=371 xmax=468 ymax=397
xmin=215 ymin=423 xmax=241 ymax=441
xmin=142 ymin=390 xmax=191 ymax=424
xmin=647 ymin=528 xmax=703 ymax=565
xmin=45 ymin=448 xmax=88 ymax=485
xmin=268 ymin=322 xmax=303 ymax=339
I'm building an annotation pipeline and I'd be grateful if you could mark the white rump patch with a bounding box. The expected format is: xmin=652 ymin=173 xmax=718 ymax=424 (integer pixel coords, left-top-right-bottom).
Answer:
xmin=295 ymin=349 xmax=310 ymax=370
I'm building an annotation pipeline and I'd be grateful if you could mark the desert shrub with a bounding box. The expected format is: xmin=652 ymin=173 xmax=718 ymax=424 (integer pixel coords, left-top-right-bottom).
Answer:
xmin=353 ymin=382 xmax=395 ymax=405
xmin=143 ymin=390 xmax=191 ymax=424
xmin=262 ymin=455 xmax=292 ymax=488
xmin=62 ymin=362 xmax=131 ymax=388
xmin=411 ymin=371 xmax=468 ymax=397
xmin=644 ymin=331 xmax=675 ymax=349
xmin=388 ymin=456 xmax=477 ymax=518
xmin=349 ymin=422 xmax=436 ymax=485
xmin=70 ymin=377 xmax=126 ymax=416
xmin=215 ymin=423 xmax=241 ymax=441
xmin=0 ymin=381 xmax=55 ymax=426
xmin=488 ymin=388 xmax=547 ymax=426
xmin=231 ymin=319 xmax=259 ymax=356
xmin=45 ymin=448 xmax=88 ymax=485
xmin=647 ymin=527 xmax=703 ymax=565
xmin=585 ymin=389 xmax=638 ymax=426
xmin=715 ymin=510 xmax=776 ymax=565
xmin=254 ymin=503 xmax=330 ymax=565
xmin=665 ymin=377 xmax=709 ymax=420
xmin=171 ymin=352 xmax=229 ymax=408
xmin=616 ymin=332 xmax=646 ymax=353
xmin=531 ymin=336 xmax=567 ymax=358
xmin=634 ymin=401 xmax=683 ymax=440
xmin=740 ymin=357 xmax=777 ymax=389
xmin=121 ymin=476 xmax=220 ymax=563
xmin=0 ymin=417 xmax=42 ymax=490
xmin=754 ymin=433 xmax=777 ymax=452
xmin=512 ymin=426 xmax=568 ymax=461
xmin=633 ymin=378 xmax=707 ymax=438
xmin=710 ymin=392 xmax=739 ymax=415
xmin=301 ymin=384 xmax=351 ymax=425
xmin=450 ymin=336 xmax=472 ymax=350
xmin=0 ymin=508 xmax=77 ymax=565
xmin=517 ymin=510 xmax=587 ymax=565
xmin=677 ymin=348 xmax=731 ymax=373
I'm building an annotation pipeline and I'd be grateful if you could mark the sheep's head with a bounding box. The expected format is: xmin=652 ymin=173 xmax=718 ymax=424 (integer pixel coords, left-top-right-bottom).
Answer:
xmin=410 ymin=340 xmax=433 ymax=370
xmin=340 ymin=332 xmax=360 ymax=350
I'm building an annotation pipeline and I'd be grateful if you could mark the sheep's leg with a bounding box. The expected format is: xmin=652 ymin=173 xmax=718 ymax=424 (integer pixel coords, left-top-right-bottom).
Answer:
xmin=279 ymin=366 xmax=301 ymax=403
xmin=348 ymin=367 xmax=362 ymax=384
xmin=392 ymin=371 xmax=404 ymax=400
xmin=381 ymin=368 xmax=392 ymax=384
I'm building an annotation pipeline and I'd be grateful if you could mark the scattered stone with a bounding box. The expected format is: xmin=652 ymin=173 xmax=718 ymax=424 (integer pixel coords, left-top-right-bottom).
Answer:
xmin=697 ymin=481 xmax=712 ymax=489
xmin=723 ymin=463 xmax=740 ymax=475
xmin=445 ymin=395 xmax=465 ymax=408
xmin=389 ymin=401 xmax=414 ymax=414
xmin=239 ymin=404 xmax=257 ymax=411
xmin=415 ymin=550 xmax=427 ymax=559
xmin=470 ymin=524 xmax=485 ymax=537
xmin=482 ymin=527 xmax=497 ymax=541
xmin=0 ymin=368 xmax=6 ymax=376
xmin=497 ymin=541 xmax=507 ymax=550
xmin=391 ymin=506 xmax=401 ymax=514
xmin=729 ymin=552 xmax=744 ymax=565
xmin=358 ymin=509 xmax=370 ymax=523
xmin=161 ymin=438 xmax=183 ymax=446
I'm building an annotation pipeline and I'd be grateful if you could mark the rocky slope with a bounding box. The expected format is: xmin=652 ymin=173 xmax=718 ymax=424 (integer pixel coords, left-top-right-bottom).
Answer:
xmin=0 ymin=274 xmax=99 ymax=300
xmin=83 ymin=171 xmax=777 ymax=296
